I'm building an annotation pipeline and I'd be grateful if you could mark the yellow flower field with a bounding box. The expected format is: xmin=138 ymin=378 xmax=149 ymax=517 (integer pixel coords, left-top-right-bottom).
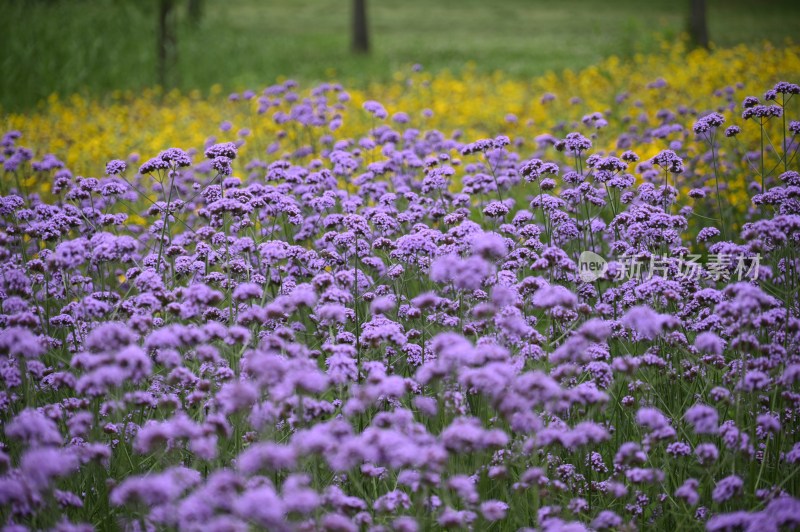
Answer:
xmin=3 ymin=40 xmax=798 ymax=209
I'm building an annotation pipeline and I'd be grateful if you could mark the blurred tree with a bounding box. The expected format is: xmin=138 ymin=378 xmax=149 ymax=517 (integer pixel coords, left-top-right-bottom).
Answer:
xmin=157 ymin=0 xmax=178 ymax=87
xmin=352 ymin=0 xmax=369 ymax=54
xmin=688 ymin=0 xmax=709 ymax=48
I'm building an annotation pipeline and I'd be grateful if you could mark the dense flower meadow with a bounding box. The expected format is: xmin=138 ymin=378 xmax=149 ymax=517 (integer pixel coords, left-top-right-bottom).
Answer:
xmin=1 ymin=42 xmax=800 ymax=531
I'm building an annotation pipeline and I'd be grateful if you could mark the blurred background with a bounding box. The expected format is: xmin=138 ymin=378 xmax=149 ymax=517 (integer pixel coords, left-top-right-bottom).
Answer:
xmin=1 ymin=0 xmax=798 ymax=112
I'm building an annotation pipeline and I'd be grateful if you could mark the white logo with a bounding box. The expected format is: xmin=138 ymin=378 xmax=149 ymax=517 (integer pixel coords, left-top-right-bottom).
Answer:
xmin=579 ymin=251 xmax=608 ymax=282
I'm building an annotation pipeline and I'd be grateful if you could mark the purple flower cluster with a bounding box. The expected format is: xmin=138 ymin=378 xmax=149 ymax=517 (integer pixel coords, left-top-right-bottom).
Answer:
xmin=0 ymin=76 xmax=799 ymax=531
xmin=693 ymin=112 xmax=725 ymax=134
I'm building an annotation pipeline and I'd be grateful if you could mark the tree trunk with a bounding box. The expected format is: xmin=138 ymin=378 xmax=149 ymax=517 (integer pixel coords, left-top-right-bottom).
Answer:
xmin=352 ymin=0 xmax=369 ymax=54
xmin=688 ymin=0 xmax=709 ymax=49
xmin=157 ymin=0 xmax=178 ymax=88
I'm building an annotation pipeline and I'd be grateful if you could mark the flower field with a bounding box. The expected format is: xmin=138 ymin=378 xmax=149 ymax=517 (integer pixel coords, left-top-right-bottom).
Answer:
xmin=1 ymin=41 xmax=800 ymax=530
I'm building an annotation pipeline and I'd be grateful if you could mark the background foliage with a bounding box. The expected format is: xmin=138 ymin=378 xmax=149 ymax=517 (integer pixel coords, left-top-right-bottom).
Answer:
xmin=1 ymin=0 xmax=799 ymax=111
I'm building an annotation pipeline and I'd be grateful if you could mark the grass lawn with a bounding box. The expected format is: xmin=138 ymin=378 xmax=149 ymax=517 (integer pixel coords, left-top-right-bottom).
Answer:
xmin=1 ymin=0 xmax=799 ymax=112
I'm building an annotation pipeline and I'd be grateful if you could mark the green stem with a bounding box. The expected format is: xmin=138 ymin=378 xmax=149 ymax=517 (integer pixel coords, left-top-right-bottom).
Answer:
xmin=156 ymin=169 xmax=176 ymax=273
xmin=760 ymin=120 xmax=766 ymax=192
xmin=707 ymin=131 xmax=727 ymax=240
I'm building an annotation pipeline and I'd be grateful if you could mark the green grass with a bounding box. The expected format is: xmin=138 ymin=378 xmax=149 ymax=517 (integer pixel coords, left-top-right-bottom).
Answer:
xmin=1 ymin=0 xmax=799 ymax=112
